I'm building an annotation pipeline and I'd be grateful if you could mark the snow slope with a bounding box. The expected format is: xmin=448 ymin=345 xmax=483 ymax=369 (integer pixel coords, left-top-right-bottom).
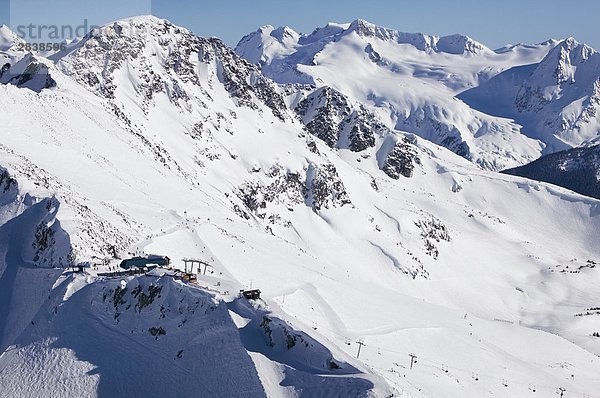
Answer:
xmin=0 ymin=274 xmax=268 ymax=397
xmin=503 ymin=144 xmax=600 ymax=199
xmin=0 ymin=16 xmax=600 ymax=397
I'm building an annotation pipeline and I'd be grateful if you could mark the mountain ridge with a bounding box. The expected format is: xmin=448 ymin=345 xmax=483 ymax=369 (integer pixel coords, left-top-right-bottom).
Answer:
xmin=503 ymin=144 xmax=600 ymax=199
xmin=461 ymin=36 xmax=600 ymax=154
xmin=237 ymin=19 xmax=600 ymax=171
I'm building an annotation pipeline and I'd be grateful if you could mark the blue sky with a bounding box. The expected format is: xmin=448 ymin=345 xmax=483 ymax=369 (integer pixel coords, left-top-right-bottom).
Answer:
xmin=1 ymin=0 xmax=599 ymax=50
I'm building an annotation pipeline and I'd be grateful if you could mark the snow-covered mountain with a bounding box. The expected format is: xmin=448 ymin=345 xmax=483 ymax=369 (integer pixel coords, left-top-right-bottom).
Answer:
xmin=0 ymin=54 xmax=56 ymax=92
xmin=236 ymin=19 xmax=600 ymax=171
xmin=0 ymin=25 xmax=28 ymax=82
xmin=461 ymin=38 xmax=600 ymax=153
xmin=503 ymin=144 xmax=600 ymax=199
xmin=0 ymin=25 xmax=24 ymax=52
xmin=235 ymin=24 xmax=301 ymax=67
xmin=1 ymin=16 xmax=600 ymax=397
xmin=235 ymin=19 xmax=497 ymax=81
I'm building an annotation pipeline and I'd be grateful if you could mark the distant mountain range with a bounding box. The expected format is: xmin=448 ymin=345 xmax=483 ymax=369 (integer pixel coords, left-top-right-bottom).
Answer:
xmin=236 ymin=19 xmax=600 ymax=172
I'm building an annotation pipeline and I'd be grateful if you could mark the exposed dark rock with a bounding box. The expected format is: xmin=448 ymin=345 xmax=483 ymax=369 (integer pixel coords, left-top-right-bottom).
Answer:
xmin=295 ymin=86 xmax=380 ymax=152
xmin=0 ymin=55 xmax=56 ymax=92
xmin=307 ymin=163 xmax=351 ymax=211
xmin=235 ymin=162 xmax=351 ymax=217
xmin=382 ymin=138 xmax=421 ymax=179
xmin=415 ymin=216 xmax=450 ymax=259
xmin=198 ymin=37 xmax=288 ymax=121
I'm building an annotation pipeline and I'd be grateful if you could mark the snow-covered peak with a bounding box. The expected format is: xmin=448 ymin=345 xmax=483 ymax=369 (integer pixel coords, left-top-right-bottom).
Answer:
xmin=49 ymin=15 xmax=202 ymax=99
xmin=0 ymin=25 xmax=25 ymax=52
xmin=109 ymin=15 xmax=194 ymax=43
xmin=342 ymin=19 xmax=491 ymax=55
xmin=346 ymin=19 xmax=401 ymax=40
xmin=270 ymin=25 xmax=300 ymax=42
xmin=514 ymin=37 xmax=600 ymax=96
xmin=347 ymin=19 xmax=434 ymax=52
xmin=49 ymin=15 xmax=289 ymax=122
xmin=461 ymin=36 xmax=600 ymax=152
xmin=237 ymin=19 xmax=493 ymax=62
xmin=436 ymin=33 xmax=489 ymax=55
xmin=0 ymin=53 xmax=57 ymax=92
xmin=494 ymin=39 xmax=560 ymax=54
xmin=102 ymin=14 xmax=173 ymax=33
xmin=116 ymin=14 xmax=165 ymax=24
xmin=300 ymin=22 xmax=349 ymax=45
xmin=52 ymin=15 xmax=192 ymax=61
xmin=546 ymin=37 xmax=596 ymax=66
xmin=536 ymin=37 xmax=598 ymax=84
xmin=561 ymin=36 xmax=596 ymax=58
xmin=66 ymin=15 xmax=184 ymax=47
xmin=235 ymin=24 xmax=300 ymax=65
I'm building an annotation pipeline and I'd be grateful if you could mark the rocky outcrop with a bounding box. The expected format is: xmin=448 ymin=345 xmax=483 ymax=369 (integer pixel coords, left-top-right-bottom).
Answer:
xmin=235 ymin=162 xmax=351 ymax=219
xmin=415 ymin=216 xmax=451 ymax=259
xmin=382 ymin=138 xmax=421 ymax=179
xmin=0 ymin=54 xmax=56 ymax=92
xmin=198 ymin=37 xmax=288 ymax=121
xmin=306 ymin=163 xmax=351 ymax=211
xmin=295 ymin=86 xmax=382 ymax=152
